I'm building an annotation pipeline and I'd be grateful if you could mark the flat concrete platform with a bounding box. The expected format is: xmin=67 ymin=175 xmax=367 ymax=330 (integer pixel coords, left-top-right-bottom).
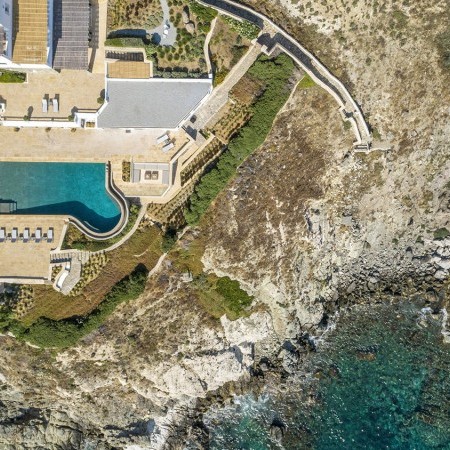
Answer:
xmin=97 ymin=78 xmax=212 ymax=129
xmin=0 ymin=216 xmax=65 ymax=280
xmin=0 ymin=70 xmax=104 ymax=119
xmin=0 ymin=127 xmax=183 ymax=162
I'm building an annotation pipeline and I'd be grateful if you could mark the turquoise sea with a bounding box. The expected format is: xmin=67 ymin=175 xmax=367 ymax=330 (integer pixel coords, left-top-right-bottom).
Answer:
xmin=205 ymin=301 xmax=450 ymax=449
xmin=0 ymin=162 xmax=121 ymax=232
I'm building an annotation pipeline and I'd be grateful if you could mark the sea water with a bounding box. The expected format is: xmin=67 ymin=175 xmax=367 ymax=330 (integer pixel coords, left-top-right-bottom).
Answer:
xmin=205 ymin=301 xmax=450 ymax=449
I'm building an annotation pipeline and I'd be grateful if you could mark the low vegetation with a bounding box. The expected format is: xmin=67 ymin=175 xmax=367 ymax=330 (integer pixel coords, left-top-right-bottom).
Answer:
xmin=0 ymin=70 xmax=26 ymax=83
xmin=170 ymin=237 xmax=254 ymax=320
xmin=437 ymin=30 xmax=450 ymax=69
xmin=222 ymin=16 xmax=260 ymax=40
xmin=298 ymin=73 xmax=315 ymax=89
xmin=184 ymin=54 xmax=295 ymax=224
xmin=209 ymin=16 xmax=252 ymax=87
xmin=107 ymin=0 xmax=163 ymax=31
xmin=69 ymin=253 xmax=109 ymax=297
xmin=4 ymin=265 xmax=149 ymax=348
xmin=433 ymin=227 xmax=450 ymax=240
xmin=62 ymin=203 xmax=141 ymax=252
xmin=122 ymin=160 xmax=131 ymax=182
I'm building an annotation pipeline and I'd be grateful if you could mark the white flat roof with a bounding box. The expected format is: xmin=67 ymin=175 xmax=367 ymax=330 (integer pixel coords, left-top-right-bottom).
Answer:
xmin=97 ymin=78 xmax=212 ymax=129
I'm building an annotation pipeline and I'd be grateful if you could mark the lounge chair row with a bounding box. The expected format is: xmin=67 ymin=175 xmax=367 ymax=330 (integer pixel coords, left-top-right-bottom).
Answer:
xmin=42 ymin=97 xmax=59 ymax=113
xmin=0 ymin=227 xmax=53 ymax=243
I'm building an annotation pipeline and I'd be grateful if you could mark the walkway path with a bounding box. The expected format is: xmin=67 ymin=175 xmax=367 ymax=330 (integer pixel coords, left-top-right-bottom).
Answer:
xmin=197 ymin=0 xmax=371 ymax=149
xmin=188 ymin=42 xmax=262 ymax=130
xmin=148 ymin=0 xmax=177 ymax=45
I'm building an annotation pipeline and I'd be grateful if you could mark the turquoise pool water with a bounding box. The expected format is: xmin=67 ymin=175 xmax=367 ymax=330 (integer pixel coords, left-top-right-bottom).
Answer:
xmin=0 ymin=162 xmax=121 ymax=233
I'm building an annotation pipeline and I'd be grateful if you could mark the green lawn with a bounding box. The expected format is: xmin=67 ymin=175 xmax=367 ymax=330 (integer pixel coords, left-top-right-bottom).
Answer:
xmin=0 ymin=71 xmax=26 ymax=83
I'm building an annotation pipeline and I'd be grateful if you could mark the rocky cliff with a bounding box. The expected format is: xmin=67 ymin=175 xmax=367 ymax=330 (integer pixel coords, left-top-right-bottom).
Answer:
xmin=0 ymin=0 xmax=449 ymax=448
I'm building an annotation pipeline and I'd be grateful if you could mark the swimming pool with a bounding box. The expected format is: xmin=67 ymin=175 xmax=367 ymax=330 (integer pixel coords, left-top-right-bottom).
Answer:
xmin=0 ymin=162 xmax=122 ymax=233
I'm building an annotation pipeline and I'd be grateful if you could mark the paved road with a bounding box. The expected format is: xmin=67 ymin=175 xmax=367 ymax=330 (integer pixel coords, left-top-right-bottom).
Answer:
xmin=198 ymin=0 xmax=371 ymax=148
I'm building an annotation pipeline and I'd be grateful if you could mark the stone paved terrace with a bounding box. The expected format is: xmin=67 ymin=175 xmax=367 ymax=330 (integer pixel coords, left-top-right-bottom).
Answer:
xmin=0 ymin=127 xmax=185 ymax=163
xmin=0 ymin=70 xmax=104 ymax=120
xmin=0 ymin=216 xmax=66 ymax=281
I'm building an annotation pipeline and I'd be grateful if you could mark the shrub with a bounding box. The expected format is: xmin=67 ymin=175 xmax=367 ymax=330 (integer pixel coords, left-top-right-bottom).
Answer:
xmin=188 ymin=0 xmax=217 ymax=23
xmin=185 ymin=54 xmax=295 ymax=224
xmin=223 ymin=16 xmax=260 ymax=40
xmin=161 ymin=227 xmax=178 ymax=252
xmin=215 ymin=276 xmax=253 ymax=315
xmin=0 ymin=70 xmax=26 ymax=83
xmin=437 ymin=30 xmax=450 ymax=68
xmin=10 ymin=264 xmax=149 ymax=348
xmin=433 ymin=228 xmax=450 ymax=240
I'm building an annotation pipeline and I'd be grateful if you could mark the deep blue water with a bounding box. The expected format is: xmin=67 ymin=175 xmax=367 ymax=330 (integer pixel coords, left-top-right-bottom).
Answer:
xmin=205 ymin=302 xmax=450 ymax=449
xmin=0 ymin=162 xmax=121 ymax=233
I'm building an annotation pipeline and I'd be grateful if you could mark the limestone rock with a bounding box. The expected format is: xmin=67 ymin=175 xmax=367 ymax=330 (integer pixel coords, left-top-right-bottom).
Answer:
xmin=185 ymin=21 xmax=195 ymax=34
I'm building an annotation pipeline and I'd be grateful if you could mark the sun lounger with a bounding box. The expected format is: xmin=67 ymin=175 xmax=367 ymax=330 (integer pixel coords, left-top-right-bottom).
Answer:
xmin=162 ymin=142 xmax=174 ymax=153
xmin=47 ymin=228 xmax=54 ymax=242
xmin=0 ymin=228 xmax=5 ymax=242
xmin=42 ymin=98 xmax=48 ymax=113
xmin=35 ymin=228 xmax=42 ymax=242
xmin=11 ymin=228 xmax=17 ymax=242
xmin=156 ymin=134 xmax=169 ymax=145
xmin=52 ymin=98 xmax=59 ymax=113
xmin=23 ymin=228 xmax=30 ymax=241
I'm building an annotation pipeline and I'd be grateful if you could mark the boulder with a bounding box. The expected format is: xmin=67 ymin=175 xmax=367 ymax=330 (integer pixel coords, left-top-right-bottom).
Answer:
xmin=185 ymin=21 xmax=195 ymax=34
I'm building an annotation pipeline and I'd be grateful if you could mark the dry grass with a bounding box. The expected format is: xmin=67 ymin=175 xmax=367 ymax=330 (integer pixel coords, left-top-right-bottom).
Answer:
xmin=209 ymin=16 xmax=251 ymax=85
xmin=230 ymin=73 xmax=265 ymax=105
xmin=20 ymin=225 xmax=163 ymax=326
xmin=107 ymin=0 xmax=163 ymax=31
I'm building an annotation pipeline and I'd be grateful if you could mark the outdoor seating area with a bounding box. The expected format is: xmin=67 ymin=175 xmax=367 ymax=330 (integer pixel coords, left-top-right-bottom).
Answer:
xmin=0 ymin=226 xmax=53 ymax=243
xmin=0 ymin=70 xmax=104 ymax=119
xmin=156 ymin=133 xmax=175 ymax=153
xmin=41 ymin=96 xmax=59 ymax=113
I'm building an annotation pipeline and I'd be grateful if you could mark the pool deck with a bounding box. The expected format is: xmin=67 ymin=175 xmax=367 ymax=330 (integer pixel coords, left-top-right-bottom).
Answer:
xmin=0 ymin=216 xmax=65 ymax=282
xmin=0 ymin=127 xmax=179 ymax=161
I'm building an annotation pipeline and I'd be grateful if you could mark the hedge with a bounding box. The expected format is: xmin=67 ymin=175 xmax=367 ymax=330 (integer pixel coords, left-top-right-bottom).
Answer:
xmin=184 ymin=54 xmax=295 ymax=224
xmin=7 ymin=264 xmax=149 ymax=348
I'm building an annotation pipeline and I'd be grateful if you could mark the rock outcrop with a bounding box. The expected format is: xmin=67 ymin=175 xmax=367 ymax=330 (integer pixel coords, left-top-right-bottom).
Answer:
xmin=0 ymin=0 xmax=449 ymax=448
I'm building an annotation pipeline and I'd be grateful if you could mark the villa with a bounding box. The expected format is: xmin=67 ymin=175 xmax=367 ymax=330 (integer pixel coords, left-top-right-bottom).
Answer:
xmin=0 ymin=0 xmax=213 ymax=288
